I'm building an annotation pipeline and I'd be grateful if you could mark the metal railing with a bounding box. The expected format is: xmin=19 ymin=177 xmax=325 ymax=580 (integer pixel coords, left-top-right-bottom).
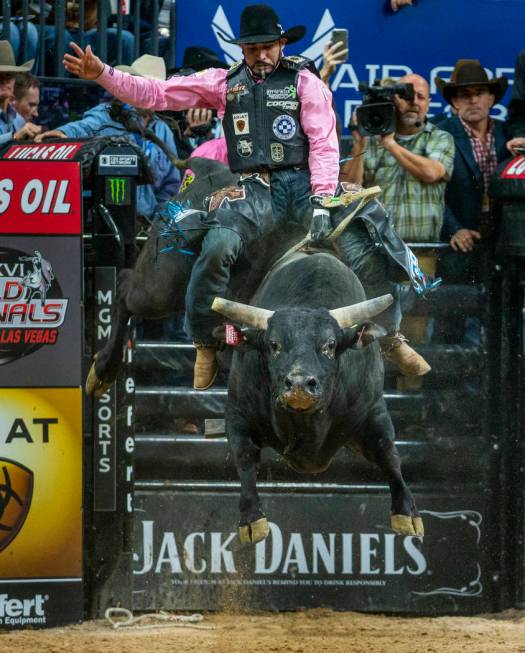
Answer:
xmin=1 ymin=0 xmax=176 ymax=77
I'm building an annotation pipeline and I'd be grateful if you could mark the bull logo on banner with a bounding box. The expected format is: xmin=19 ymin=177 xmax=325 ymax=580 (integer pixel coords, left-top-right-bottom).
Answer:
xmin=0 ymin=247 xmax=69 ymax=365
xmin=0 ymin=459 xmax=33 ymax=552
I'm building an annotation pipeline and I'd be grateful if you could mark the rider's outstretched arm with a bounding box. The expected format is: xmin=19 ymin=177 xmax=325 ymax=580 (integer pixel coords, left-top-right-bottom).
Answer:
xmin=63 ymin=42 xmax=227 ymax=114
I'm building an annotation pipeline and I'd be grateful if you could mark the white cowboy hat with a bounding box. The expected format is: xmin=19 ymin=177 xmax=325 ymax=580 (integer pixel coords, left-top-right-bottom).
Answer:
xmin=0 ymin=40 xmax=34 ymax=72
xmin=115 ymin=54 xmax=166 ymax=81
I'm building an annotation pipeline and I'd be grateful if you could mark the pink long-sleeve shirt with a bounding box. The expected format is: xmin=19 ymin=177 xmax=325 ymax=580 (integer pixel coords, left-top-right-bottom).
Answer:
xmin=97 ymin=64 xmax=339 ymax=195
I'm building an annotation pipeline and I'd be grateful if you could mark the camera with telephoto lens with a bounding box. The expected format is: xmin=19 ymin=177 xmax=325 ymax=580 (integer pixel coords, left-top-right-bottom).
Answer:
xmin=354 ymin=81 xmax=415 ymax=136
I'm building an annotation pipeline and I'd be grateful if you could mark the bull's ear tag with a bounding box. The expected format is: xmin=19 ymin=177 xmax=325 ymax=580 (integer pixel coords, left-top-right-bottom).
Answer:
xmin=225 ymin=324 xmax=243 ymax=346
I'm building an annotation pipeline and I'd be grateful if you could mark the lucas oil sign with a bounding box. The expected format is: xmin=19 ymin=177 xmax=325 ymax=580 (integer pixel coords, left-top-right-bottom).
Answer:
xmin=0 ymin=161 xmax=81 ymax=234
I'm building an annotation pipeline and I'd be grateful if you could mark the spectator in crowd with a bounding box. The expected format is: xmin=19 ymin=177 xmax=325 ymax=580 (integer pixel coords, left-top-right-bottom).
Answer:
xmin=435 ymin=60 xmax=510 ymax=259
xmin=13 ymin=71 xmax=39 ymax=121
xmin=319 ymin=39 xmax=348 ymax=86
xmin=0 ymin=40 xmax=40 ymax=143
xmin=44 ymin=0 xmax=135 ymax=70
xmin=390 ymin=0 xmax=415 ymax=10
xmin=507 ymin=49 xmax=525 ymax=141
xmin=138 ymin=0 xmax=174 ymax=63
xmin=37 ymin=54 xmax=180 ymax=217
xmin=0 ymin=16 xmax=39 ymax=66
xmin=341 ymin=73 xmax=454 ymax=243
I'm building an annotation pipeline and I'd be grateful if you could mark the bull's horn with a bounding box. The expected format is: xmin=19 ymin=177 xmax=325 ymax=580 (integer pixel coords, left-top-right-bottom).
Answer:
xmin=212 ymin=297 xmax=274 ymax=330
xmin=329 ymin=294 xmax=393 ymax=328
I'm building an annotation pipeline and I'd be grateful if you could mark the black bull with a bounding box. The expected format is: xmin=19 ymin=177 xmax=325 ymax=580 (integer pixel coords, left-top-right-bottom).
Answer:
xmin=212 ymin=251 xmax=424 ymax=543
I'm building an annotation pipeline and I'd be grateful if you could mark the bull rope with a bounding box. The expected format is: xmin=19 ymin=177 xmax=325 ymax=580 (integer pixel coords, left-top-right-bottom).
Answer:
xmin=261 ymin=185 xmax=383 ymax=284
xmin=104 ymin=607 xmax=216 ymax=631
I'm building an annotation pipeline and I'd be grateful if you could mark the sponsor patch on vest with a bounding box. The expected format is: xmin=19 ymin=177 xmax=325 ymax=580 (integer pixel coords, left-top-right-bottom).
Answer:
xmin=267 ymin=100 xmax=299 ymax=110
xmin=227 ymin=83 xmax=248 ymax=102
xmin=266 ymin=85 xmax=297 ymax=100
xmin=233 ymin=112 xmax=250 ymax=135
xmin=271 ymin=142 xmax=284 ymax=163
xmin=272 ymin=115 xmax=296 ymax=141
xmin=207 ymin=186 xmax=246 ymax=212
xmin=237 ymin=137 xmax=253 ymax=157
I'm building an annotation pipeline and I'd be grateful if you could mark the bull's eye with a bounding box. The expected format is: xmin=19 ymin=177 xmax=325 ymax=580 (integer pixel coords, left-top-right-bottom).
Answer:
xmin=269 ymin=340 xmax=281 ymax=356
xmin=322 ymin=339 xmax=336 ymax=358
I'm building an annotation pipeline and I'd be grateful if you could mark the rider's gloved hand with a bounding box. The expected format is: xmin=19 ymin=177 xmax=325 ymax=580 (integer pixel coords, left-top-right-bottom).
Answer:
xmin=310 ymin=208 xmax=332 ymax=241
xmin=309 ymin=194 xmax=333 ymax=241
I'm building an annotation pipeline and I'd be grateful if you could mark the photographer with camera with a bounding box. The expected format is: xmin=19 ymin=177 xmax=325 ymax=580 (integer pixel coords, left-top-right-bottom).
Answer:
xmin=341 ymin=73 xmax=454 ymax=244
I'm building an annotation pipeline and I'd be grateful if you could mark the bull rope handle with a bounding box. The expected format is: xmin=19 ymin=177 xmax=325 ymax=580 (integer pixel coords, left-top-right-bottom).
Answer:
xmin=287 ymin=184 xmax=383 ymax=256
xmin=326 ymin=185 xmax=382 ymax=242
xmin=259 ymin=186 xmax=383 ymax=285
xmin=104 ymin=607 xmax=216 ymax=631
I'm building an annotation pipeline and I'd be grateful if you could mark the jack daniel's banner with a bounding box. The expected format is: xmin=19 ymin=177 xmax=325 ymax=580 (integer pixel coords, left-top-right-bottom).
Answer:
xmin=133 ymin=492 xmax=488 ymax=614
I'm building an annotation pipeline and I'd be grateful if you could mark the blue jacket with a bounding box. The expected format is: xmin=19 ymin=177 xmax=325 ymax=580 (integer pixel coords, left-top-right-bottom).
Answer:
xmin=59 ymin=103 xmax=180 ymax=216
xmin=0 ymin=105 xmax=25 ymax=145
xmin=436 ymin=115 xmax=509 ymax=240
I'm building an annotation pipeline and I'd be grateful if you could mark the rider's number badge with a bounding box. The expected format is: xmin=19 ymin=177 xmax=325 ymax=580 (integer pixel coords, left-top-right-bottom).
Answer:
xmin=233 ymin=112 xmax=249 ymax=135
xmin=272 ymin=114 xmax=296 ymax=141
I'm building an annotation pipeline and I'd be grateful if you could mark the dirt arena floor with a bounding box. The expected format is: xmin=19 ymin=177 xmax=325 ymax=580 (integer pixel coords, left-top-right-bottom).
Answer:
xmin=2 ymin=609 xmax=525 ymax=653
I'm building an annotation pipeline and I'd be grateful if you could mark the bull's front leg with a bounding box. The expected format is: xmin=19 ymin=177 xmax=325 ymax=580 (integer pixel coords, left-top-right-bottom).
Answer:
xmin=227 ymin=413 xmax=269 ymax=544
xmin=362 ymin=408 xmax=424 ymax=537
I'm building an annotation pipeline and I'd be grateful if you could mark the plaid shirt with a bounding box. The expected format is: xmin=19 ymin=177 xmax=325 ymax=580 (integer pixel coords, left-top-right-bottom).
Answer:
xmin=363 ymin=122 xmax=455 ymax=242
xmin=459 ymin=116 xmax=497 ymax=193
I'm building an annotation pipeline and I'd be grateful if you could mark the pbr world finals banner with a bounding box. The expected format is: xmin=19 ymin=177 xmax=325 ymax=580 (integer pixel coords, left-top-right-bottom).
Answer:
xmin=0 ymin=157 xmax=83 ymax=628
xmin=175 ymin=0 xmax=524 ymax=130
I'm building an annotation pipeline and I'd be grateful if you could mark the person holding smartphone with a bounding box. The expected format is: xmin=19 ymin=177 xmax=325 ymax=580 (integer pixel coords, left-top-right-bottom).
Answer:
xmin=320 ymin=29 xmax=348 ymax=85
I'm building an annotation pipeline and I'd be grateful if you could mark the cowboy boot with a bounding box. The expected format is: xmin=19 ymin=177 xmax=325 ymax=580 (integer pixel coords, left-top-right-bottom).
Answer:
xmin=381 ymin=333 xmax=431 ymax=377
xmin=193 ymin=344 xmax=219 ymax=390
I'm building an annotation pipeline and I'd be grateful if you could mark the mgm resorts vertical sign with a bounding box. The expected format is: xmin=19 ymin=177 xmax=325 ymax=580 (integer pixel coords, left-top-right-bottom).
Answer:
xmin=0 ymin=157 xmax=83 ymax=628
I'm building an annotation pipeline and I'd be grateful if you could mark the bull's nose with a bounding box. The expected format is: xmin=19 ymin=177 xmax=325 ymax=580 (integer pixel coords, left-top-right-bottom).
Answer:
xmin=284 ymin=374 xmax=319 ymax=395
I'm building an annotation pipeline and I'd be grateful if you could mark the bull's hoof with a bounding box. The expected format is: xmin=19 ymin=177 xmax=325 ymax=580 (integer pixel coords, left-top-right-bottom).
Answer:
xmin=238 ymin=517 xmax=270 ymax=544
xmin=85 ymin=357 xmax=113 ymax=398
xmin=391 ymin=514 xmax=424 ymax=537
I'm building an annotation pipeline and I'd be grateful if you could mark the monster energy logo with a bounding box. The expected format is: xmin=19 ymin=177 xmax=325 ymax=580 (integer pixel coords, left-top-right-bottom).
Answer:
xmin=108 ymin=177 xmax=127 ymax=204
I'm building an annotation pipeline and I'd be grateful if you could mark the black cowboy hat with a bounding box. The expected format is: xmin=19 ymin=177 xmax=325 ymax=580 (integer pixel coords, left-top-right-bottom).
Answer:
xmin=219 ymin=4 xmax=305 ymax=45
xmin=168 ymin=45 xmax=228 ymax=76
xmin=435 ymin=59 xmax=508 ymax=104
xmin=181 ymin=46 xmax=229 ymax=71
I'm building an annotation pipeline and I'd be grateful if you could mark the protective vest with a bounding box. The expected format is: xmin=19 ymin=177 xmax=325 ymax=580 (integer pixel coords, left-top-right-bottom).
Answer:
xmin=223 ymin=56 xmax=313 ymax=172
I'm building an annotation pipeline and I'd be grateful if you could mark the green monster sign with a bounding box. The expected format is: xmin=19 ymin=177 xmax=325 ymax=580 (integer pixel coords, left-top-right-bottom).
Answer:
xmin=107 ymin=177 xmax=129 ymax=205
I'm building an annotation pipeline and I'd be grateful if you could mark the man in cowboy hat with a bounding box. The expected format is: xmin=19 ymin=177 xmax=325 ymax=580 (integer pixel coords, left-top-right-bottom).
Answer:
xmin=62 ymin=3 xmax=431 ymax=389
xmin=0 ymin=40 xmax=41 ymax=144
xmin=37 ymin=54 xmax=180 ymax=218
xmin=435 ymin=60 xmax=511 ymax=256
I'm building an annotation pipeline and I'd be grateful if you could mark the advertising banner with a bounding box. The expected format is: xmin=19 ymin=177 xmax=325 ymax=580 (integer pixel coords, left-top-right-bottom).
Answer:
xmin=0 ymin=237 xmax=82 ymax=386
xmin=0 ymin=388 xmax=83 ymax=627
xmin=175 ymin=1 xmax=524 ymax=131
xmin=0 ymin=161 xmax=81 ymax=234
xmin=0 ymin=159 xmax=83 ymax=628
xmin=133 ymin=491 xmax=488 ymax=614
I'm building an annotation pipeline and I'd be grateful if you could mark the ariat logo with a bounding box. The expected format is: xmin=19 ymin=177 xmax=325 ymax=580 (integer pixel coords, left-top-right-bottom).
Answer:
xmin=0 ymin=459 xmax=33 ymax=552
xmin=108 ymin=177 xmax=127 ymax=204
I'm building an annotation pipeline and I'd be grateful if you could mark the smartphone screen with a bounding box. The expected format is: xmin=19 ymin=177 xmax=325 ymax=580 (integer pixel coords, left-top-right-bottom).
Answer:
xmin=331 ymin=28 xmax=349 ymax=61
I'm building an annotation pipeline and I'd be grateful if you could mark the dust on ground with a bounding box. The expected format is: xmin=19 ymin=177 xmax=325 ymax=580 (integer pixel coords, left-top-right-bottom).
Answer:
xmin=2 ymin=609 xmax=525 ymax=653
